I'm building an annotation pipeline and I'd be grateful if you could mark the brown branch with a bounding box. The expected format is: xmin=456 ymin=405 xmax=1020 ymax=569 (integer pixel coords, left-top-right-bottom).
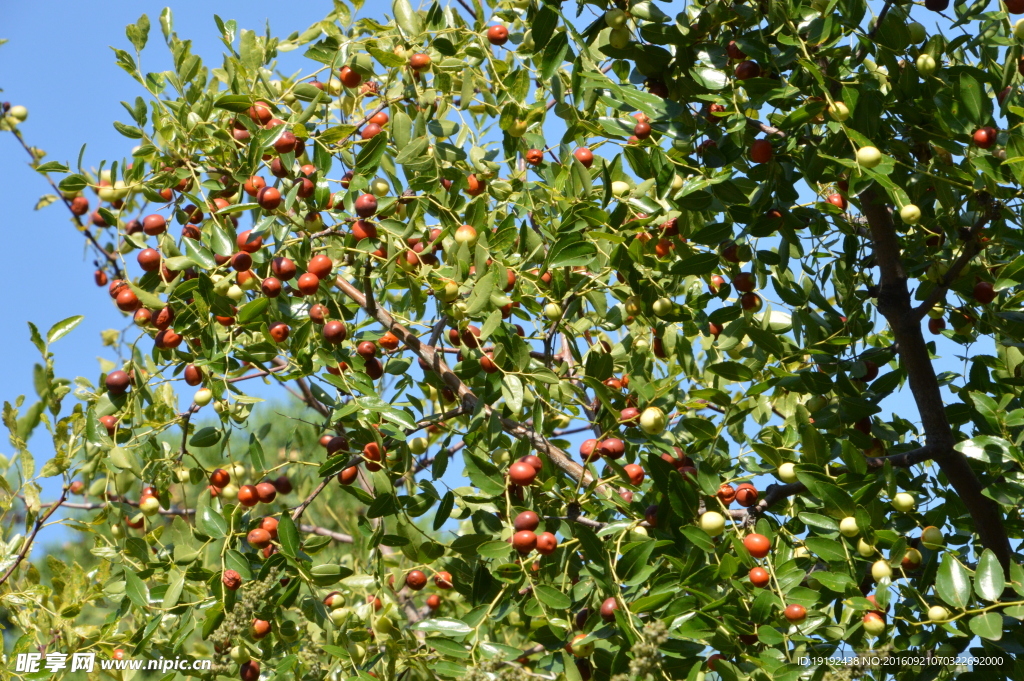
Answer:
xmin=334 ymin=274 xmax=600 ymax=490
xmin=913 ymin=211 xmax=994 ymax=318
xmin=860 ymin=186 xmax=1011 ymax=570
xmin=0 ymin=487 xmax=68 ymax=588
xmin=291 ymin=478 xmax=331 ymax=522
xmin=299 ymin=523 xmax=352 ymax=543
xmin=10 ymin=129 xmax=124 ymax=279
xmin=270 ymin=357 xmax=330 ymax=418
xmin=454 ymin=0 xmax=477 ymax=21
xmin=853 ymin=0 xmax=895 ymax=64
xmin=745 ymin=118 xmax=787 ymax=139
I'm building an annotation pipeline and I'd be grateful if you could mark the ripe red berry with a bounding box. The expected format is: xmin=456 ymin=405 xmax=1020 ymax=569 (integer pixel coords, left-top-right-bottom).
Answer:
xmin=735 ymin=483 xmax=759 ymax=507
xmin=973 ymin=280 xmax=996 ymax=304
xmin=749 ymin=567 xmax=770 ymax=588
xmin=750 ymin=138 xmax=773 ymax=164
xmin=269 ymin=322 xmax=290 ymax=343
xmin=573 ymin=147 xmax=594 ymax=168
xmin=434 ymin=571 xmax=453 ymax=589
xmin=142 ymin=214 xmax=166 ymax=235
xmin=339 ymin=66 xmax=362 ymax=88
xmin=717 ymin=483 xmax=736 ymax=504
xmin=324 ymin=320 xmax=347 ymax=344
xmin=487 ymin=25 xmax=509 ymax=45
xmin=406 ymin=569 xmax=427 ymax=590
xmin=106 ymin=370 xmax=131 ymax=395
xmin=257 ymin=186 xmax=282 ymax=210
xmin=256 ymin=481 xmax=277 ymax=503
xmin=513 ymin=530 xmax=537 ymax=553
xmin=514 ymin=511 xmax=540 ymax=532
xmin=354 ymin=194 xmax=378 ymax=218
xmin=973 ymin=127 xmax=997 ymax=149
xmin=509 ymin=461 xmax=537 ymax=486
xmin=297 ymin=272 xmax=320 ymax=296
xmin=222 ymin=569 xmax=242 ymax=591
xmin=210 ymin=469 xmax=230 ymax=487
xmin=743 ymin=533 xmax=771 ymax=558
xmin=238 ymin=484 xmax=259 ymax=507
xmin=600 ymin=597 xmax=619 ymax=622
xmin=734 ymin=60 xmax=761 ymax=80
xmin=247 ymin=528 xmax=272 ymax=548
xmin=784 ymin=604 xmax=807 ymax=623
xmin=623 ymin=463 xmax=645 ymax=486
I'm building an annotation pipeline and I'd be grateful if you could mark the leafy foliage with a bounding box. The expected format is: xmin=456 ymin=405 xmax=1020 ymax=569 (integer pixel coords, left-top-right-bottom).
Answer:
xmin=6 ymin=0 xmax=1024 ymax=679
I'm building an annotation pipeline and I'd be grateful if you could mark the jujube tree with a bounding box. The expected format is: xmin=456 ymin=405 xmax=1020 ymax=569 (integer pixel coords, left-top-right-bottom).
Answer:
xmin=5 ymin=0 xmax=1024 ymax=678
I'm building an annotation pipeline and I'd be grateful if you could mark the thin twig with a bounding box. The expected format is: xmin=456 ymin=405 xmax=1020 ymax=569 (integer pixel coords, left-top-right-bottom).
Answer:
xmin=0 ymin=487 xmax=69 ymax=588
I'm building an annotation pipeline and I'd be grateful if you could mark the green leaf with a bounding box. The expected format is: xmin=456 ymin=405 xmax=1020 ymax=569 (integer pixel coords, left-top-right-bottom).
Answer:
xmin=162 ymin=569 xmax=185 ymax=609
xmin=124 ymin=568 xmax=149 ymax=609
xmin=196 ymin=501 xmax=228 ymax=539
xmin=433 ymin=491 xmax=454 ymax=531
xmin=547 ymin=236 xmax=596 ymax=268
xmin=502 ymin=375 xmax=524 ymax=413
xmin=277 ymin=514 xmax=300 ymax=557
xmin=534 ymin=585 xmax=572 ymax=610
xmin=974 ymin=549 xmax=1005 ymax=602
xmin=412 ymin=618 xmax=472 ymax=636
xmin=213 ymin=94 xmax=254 ymax=112
xmin=237 ymin=297 xmax=270 ymax=325
xmin=670 ymin=252 xmax=720 ymax=276
xmin=936 ymin=553 xmax=972 ymax=609
xmin=355 ymin=133 xmax=387 ymax=173
xmin=804 ymin=537 xmax=847 ymax=562
xmin=968 ymin=612 xmax=1003 ymax=640
xmin=46 ymin=315 xmax=83 ymax=345
xmin=393 ymin=0 xmax=423 ymax=37
xmin=125 ymin=14 xmax=151 ymax=53
xmin=707 ymin=361 xmax=753 ymax=382
xmin=189 ymin=427 xmax=221 ymax=448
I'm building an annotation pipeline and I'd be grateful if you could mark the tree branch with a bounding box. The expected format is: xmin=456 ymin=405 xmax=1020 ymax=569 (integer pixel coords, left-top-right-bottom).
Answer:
xmin=0 ymin=487 xmax=68 ymax=588
xmin=10 ymin=129 xmax=124 ymax=279
xmin=334 ymin=275 xmax=600 ymax=490
xmin=913 ymin=210 xmax=994 ymax=318
xmin=860 ymin=186 xmax=1011 ymax=570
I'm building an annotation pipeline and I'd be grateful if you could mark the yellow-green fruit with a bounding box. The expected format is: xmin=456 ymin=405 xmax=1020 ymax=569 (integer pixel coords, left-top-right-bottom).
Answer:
xmin=608 ymin=27 xmax=631 ymax=49
xmin=9 ymin=105 xmax=28 ymax=122
xmin=229 ymin=646 xmax=250 ymax=663
xmin=176 ymin=468 xmax=191 ymax=483
xmin=891 ymin=492 xmax=915 ymax=512
xmin=871 ymin=559 xmax=892 ymax=581
xmin=543 ymin=302 xmax=563 ymax=320
xmin=370 ymin=178 xmax=390 ymax=196
xmin=900 ymin=204 xmax=921 ymax=225
xmin=921 ymin=525 xmax=944 ymax=549
xmin=856 ymin=146 xmax=883 ymax=168
xmin=194 ymin=388 xmax=213 ymax=406
xmin=778 ymin=462 xmax=798 ymax=483
xmin=512 ymin=0 xmax=530 ymax=8
xmin=928 ymin=605 xmax=948 ymax=622
xmin=611 ymin=180 xmax=631 ymax=197
xmin=839 ymin=517 xmax=859 ymax=537
xmin=699 ymin=511 xmax=726 ymax=536
xmin=375 ymin=615 xmax=395 ymax=636
xmin=639 ymin=406 xmax=667 ymax=435
xmin=605 ymin=8 xmax=628 ymax=28
xmin=624 ymin=296 xmax=643 ymax=316
xmin=140 ymin=496 xmax=161 ymax=516
xmin=652 ymin=297 xmax=674 ymax=317
xmin=219 ymin=483 xmax=238 ymax=500
xmin=857 ymin=538 xmax=875 ymax=557
xmin=671 ymin=175 xmax=684 ymax=190
xmin=917 ymin=53 xmax=937 ymax=77
xmin=828 ymin=101 xmax=851 ymax=121
xmin=409 ymin=437 xmax=428 ymax=454
xmin=226 ymin=285 xmax=244 ymax=302
xmin=1015 ymin=19 xmax=1024 ymax=40
xmin=909 ymin=22 xmax=927 ymax=43
xmin=111 ymin=523 xmax=124 ymax=538
xmin=508 ymin=120 xmax=528 ymax=137
xmin=863 ymin=612 xmax=886 ymax=637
